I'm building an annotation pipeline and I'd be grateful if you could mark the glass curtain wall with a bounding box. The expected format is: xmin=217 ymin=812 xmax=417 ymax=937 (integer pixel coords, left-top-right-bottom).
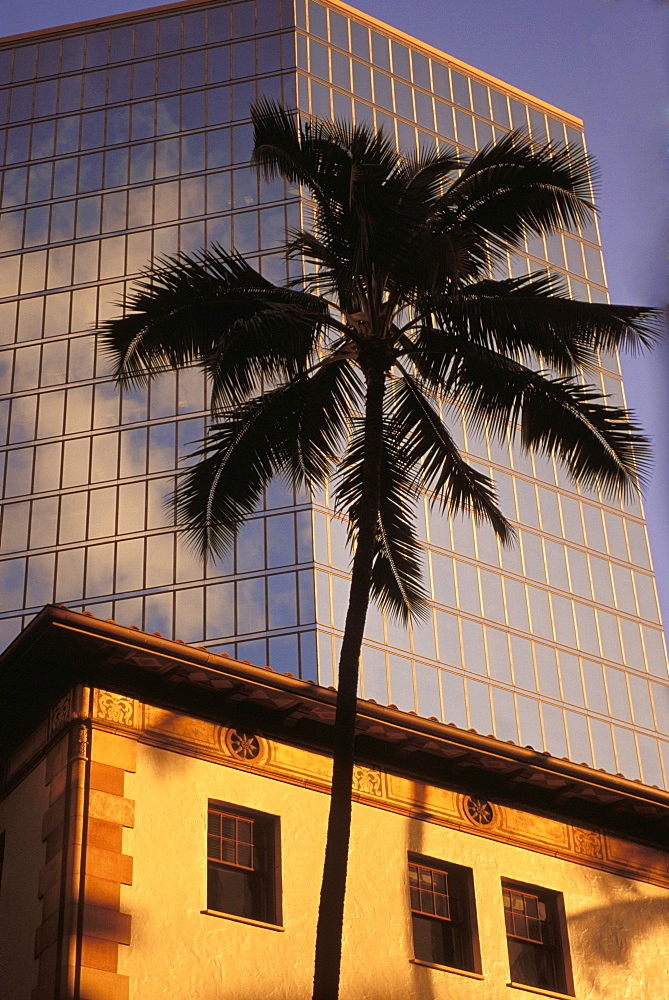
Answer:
xmin=293 ymin=0 xmax=669 ymax=786
xmin=0 ymin=0 xmax=667 ymax=787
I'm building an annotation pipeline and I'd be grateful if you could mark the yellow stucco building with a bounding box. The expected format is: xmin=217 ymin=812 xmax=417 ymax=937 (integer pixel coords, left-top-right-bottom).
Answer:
xmin=1 ymin=604 xmax=668 ymax=999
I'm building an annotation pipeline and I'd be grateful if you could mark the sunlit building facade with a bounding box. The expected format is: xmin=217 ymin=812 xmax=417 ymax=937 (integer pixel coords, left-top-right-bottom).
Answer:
xmin=0 ymin=0 xmax=667 ymax=787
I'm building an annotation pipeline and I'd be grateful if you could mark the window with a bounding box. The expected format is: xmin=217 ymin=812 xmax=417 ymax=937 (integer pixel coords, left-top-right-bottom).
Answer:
xmin=502 ymin=880 xmax=573 ymax=994
xmin=207 ymin=804 xmax=280 ymax=925
xmin=408 ymin=856 xmax=480 ymax=973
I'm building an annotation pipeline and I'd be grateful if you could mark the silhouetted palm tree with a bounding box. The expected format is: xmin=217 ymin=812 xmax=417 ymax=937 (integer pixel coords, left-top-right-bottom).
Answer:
xmin=103 ymin=101 xmax=657 ymax=1000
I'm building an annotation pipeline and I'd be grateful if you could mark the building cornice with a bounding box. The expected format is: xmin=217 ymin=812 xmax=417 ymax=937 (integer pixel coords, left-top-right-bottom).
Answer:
xmin=2 ymin=605 xmax=667 ymax=850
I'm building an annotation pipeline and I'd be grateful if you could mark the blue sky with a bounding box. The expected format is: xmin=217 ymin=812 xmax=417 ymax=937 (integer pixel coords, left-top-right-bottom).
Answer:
xmin=3 ymin=0 xmax=668 ymax=624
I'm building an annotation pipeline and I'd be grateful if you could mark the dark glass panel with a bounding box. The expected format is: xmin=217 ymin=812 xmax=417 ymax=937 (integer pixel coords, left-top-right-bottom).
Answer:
xmin=475 ymin=118 xmax=493 ymax=149
xmin=455 ymin=110 xmax=474 ymax=149
xmin=207 ymin=172 xmax=231 ymax=216
xmin=352 ymin=61 xmax=371 ymax=101
xmin=451 ymin=72 xmax=470 ymax=109
xmin=310 ymin=79 xmax=330 ymax=117
xmin=37 ymin=40 xmax=60 ymax=76
xmin=76 ymin=196 xmax=101 ymax=238
xmin=208 ymin=5 xmax=230 ymax=43
xmin=80 ymin=112 xmax=105 ymax=151
xmin=2 ymin=165 xmax=27 ymax=206
xmin=232 ymin=122 xmax=254 ymax=161
xmin=180 ymin=132 xmax=203 ymax=174
xmin=24 ymin=205 xmax=50 ymax=246
xmin=308 ymin=1 xmax=327 ymax=40
xmin=414 ymin=91 xmax=434 ymax=130
xmin=207 ymin=86 xmax=231 ymax=126
xmin=13 ymin=46 xmax=37 ymax=82
xmin=330 ymin=11 xmax=349 ymax=49
xmin=309 ymin=39 xmax=329 ymax=79
xmin=62 ymin=36 xmax=84 ymax=72
xmin=156 ymin=96 xmax=180 ymax=135
xmin=129 ymin=150 xmax=154 ymax=193
xmin=102 ymin=190 xmax=127 ymax=232
xmin=85 ymin=32 xmax=109 ymax=68
xmin=233 ymin=1 xmax=256 ymax=38
xmin=134 ymin=21 xmax=157 ymax=59
xmin=331 ymin=50 xmax=350 ymax=90
xmin=282 ymin=36 xmax=297 ymax=74
xmin=106 ymin=106 xmax=130 ymax=147
xmin=373 ymin=70 xmax=392 ymax=111
xmin=0 ymin=51 xmax=11 ymax=86
xmin=55 ymin=116 xmax=80 ymax=156
xmin=108 ymin=65 xmax=131 ymax=103
xmin=110 ymin=26 xmax=133 ymax=64
xmin=257 ymin=1 xmax=280 ymax=32
xmin=208 ymin=45 xmax=231 ymax=84
xmin=132 ymin=61 xmax=156 ymax=99
xmin=471 ymin=81 xmax=490 ymax=118
xmin=391 ymin=40 xmax=410 ymax=80
xmin=411 ymin=52 xmax=430 ymax=91
xmin=432 ymin=62 xmax=450 ymax=101
xmin=159 ymin=16 xmax=182 ymax=53
xmin=34 ymin=80 xmax=58 ymax=119
xmin=257 ymin=35 xmax=282 ymax=73
xmin=59 ymin=75 xmax=83 ymax=113
xmin=490 ymin=90 xmax=510 ymax=128
xmin=183 ymin=50 xmax=206 ymax=88
xmin=9 ymin=85 xmax=33 ymax=124
xmin=78 ymin=153 xmax=103 ymax=193
xmin=28 ymin=162 xmax=52 ymax=202
xmin=233 ymin=40 xmax=255 ymax=79
xmin=50 ymin=200 xmax=75 ymax=242
xmin=350 ymin=21 xmax=369 ymax=61
xmin=548 ymin=117 xmax=565 ymax=145
xmin=281 ymin=71 xmax=297 ymax=108
xmin=528 ymin=107 xmax=547 ymax=143
xmin=5 ymin=125 xmax=30 ymax=164
xmin=183 ymin=11 xmax=206 ymax=47
xmin=509 ymin=99 xmax=528 ymax=131
xmin=394 ymin=80 xmax=414 ymax=120
xmin=131 ymin=102 xmax=155 ymax=141
xmin=157 ymin=56 xmax=180 ymax=94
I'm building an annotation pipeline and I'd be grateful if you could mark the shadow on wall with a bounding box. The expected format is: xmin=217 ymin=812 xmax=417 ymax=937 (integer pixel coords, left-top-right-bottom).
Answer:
xmin=569 ymin=892 xmax=669 ymax=993
xmin=404 ymin=780 xmax=437 ymax=1000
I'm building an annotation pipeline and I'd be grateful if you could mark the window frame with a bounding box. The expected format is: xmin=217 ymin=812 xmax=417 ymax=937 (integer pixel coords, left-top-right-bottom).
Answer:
xmin=408 ymin=854 xmax=481 ymax=975
xmin=502 ymin=878 xmax=574 ymax=996
xmin=206 ymin=801 xmax=282 ymax=928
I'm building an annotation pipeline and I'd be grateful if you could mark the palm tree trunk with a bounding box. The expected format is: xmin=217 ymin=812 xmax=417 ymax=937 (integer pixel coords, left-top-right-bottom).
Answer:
xmin=312 ymin=366 xmax=386 ymax=1000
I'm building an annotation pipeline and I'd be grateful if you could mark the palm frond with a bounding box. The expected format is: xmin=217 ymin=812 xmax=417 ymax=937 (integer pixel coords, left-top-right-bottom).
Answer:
xmin=334 ymin=421 xmax=429 ymax=622
xmin=101 ymin=246 xmax=327 ymax=406
xmin=174 ymin=359 xmax=361 ymax=558
xmin=388 ymin=371 xmax=513 ymax=542
xmin=445 ymin=347 xmax=649 ymax=497
xmin=437 ymin=131 xmax=596 ymax=253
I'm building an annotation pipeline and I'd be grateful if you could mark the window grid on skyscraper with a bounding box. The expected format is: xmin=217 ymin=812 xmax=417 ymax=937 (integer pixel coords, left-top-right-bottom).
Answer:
xmin=0 ymin=0 xmax=667 ymax=789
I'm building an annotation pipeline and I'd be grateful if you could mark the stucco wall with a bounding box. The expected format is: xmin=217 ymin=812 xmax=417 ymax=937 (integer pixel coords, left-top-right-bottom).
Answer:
xmin=0 ymin=756 xmax=48 ymax=1000
xmin=119 ymin=736 xmax=669 ymax=1000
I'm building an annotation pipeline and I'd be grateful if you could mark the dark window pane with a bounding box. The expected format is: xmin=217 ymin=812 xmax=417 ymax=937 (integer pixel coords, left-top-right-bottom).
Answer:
xmin=62 ymin=36 xmax=84 ymax=72
xmin=159 ymin=16 xmax=182 ymax=53
xmin=38 ymin=41 xmax=60 ymax=76
xmin=108 ymin=66 xmax=131 ymax=103
xmin=13 ymin=46 xmax=36 ymax=81
xmin=85 ymin=32 xmax=109 ymax=67
xmin=34 ymin=81 xmax=58 ymax=118
xmin=134 ymin=22 xmax=157 ymax=59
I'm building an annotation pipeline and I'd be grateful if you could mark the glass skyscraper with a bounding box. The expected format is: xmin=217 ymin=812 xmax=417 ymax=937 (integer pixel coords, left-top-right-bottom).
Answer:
xmin=0 ymin=0 xmax=667 ymax=788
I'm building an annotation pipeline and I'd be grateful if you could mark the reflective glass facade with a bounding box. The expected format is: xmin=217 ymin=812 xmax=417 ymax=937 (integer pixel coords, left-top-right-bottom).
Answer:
xmin=1 ymin=0 xmax=667 ymax=787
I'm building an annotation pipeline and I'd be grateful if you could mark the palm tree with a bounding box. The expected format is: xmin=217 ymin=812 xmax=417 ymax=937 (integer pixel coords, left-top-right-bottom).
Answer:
xmin=102 ymin=101 xmax=658 ymax=1000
